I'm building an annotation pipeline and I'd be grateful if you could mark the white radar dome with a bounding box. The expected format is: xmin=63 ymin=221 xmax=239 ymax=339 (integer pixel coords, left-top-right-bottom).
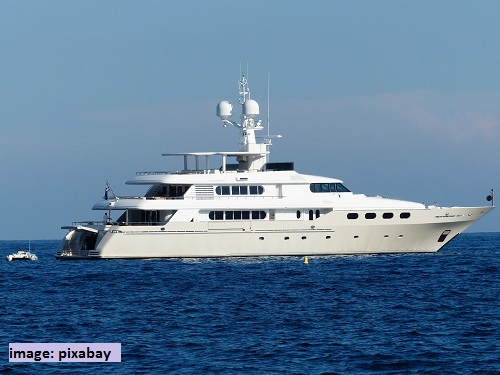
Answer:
xmin=216 ymin=101 xmax=233 ymax=120
xmin=243 ymin=99 xmax=259 ymax=118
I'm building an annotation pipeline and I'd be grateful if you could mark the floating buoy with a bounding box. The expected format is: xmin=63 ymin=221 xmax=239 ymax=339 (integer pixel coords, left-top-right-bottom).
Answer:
xmin=303 ymin=256 xmax=308 ymax=264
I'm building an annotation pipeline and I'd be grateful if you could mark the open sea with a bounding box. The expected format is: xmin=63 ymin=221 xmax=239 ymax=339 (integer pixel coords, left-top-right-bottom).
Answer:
xmin=1 ymin=232 xmax=499 ymax=374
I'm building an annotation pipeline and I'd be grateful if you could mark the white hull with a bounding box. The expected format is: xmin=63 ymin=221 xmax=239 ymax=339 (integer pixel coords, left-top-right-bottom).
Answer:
xmin=56 ymin=206 xmax=492 ymax=259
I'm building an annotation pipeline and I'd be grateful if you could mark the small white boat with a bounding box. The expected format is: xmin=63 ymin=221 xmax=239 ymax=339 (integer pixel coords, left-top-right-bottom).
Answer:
xmin=6 ymin=242 xmax=38 ymax=261
xmin=6 ymin=251 xmax=38 ymax=261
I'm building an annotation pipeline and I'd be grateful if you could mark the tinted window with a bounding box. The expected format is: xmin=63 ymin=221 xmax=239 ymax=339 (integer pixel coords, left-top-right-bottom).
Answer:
xmin=335 ymin=183 xmax=350 ymax=192
xmin=400 ymin=212 xmax=411 ymax=219
xmin=347 ymin=213 xmax=358 ymax=219
xmin=365 ymin=213 xmax=376 ymax=219
xmin=383 ymin=213 xmax=394 ymax=219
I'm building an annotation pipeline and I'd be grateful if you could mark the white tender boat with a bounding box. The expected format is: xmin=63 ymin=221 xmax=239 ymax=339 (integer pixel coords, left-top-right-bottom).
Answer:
xmin=56 ymin=75 xmax=494 ymax=259
xmin=7 ymin=250 xmax=38 ymax=261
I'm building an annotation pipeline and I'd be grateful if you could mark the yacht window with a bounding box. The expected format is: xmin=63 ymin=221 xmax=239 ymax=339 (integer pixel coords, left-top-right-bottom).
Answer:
xmin=209 ymin=210 xmax=266 ymax=220
xmin=216 ymin=185 xmax=264 ymax=195
xmin=365 ymin=213 xmax=376 ymax=219
xmin=310 ymin=183 xmax=351 ymax=193
xmin=335 ymin=183 xmax=350 ymax=192
xmin=383 ymin=213 xmax=394 ymax=219
xmin=312 ymin=184 xmax=322 ymax=192
xmin=316 ymin=210 xmax=320 ymax=218
xmin=296 ymin=210 xmax=301 ymax=219
xmin=400 ymin=212 xmax=411 ymax=219
xmin=309 ymin=210 xmax=314 ymax=220
xmin=347 ymin=213 xmax=358 ymax=219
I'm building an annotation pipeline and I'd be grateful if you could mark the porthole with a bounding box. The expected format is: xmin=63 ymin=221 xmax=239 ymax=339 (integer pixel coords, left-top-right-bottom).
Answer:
xmin=326 ymin=236 xmax=331 ymax=239
xmin=365 ymin=213 xmax=376 ymax=219
xmin=354 ymin=235 xmax=359 ymax=239
xmin=259 ymin=237 xmax=264 ymax=240
xmin=347 ymin=213 xmax=358 ymax=220
xmin=284 ymin=236 xmax=290 ymax=240
xmin=301 ymin=236 xmax=307 ymax=240
xmin=383 ymin=213 xmax=394 ymax=219
xmin=296 ymin=210 xmax=301 ymax=219
xmin=400 ymin=212 xmax=411 ymax=219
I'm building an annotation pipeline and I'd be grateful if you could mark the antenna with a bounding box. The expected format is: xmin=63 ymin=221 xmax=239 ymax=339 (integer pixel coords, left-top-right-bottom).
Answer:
xmin=267 ymin=71 xmax=270 ymax=137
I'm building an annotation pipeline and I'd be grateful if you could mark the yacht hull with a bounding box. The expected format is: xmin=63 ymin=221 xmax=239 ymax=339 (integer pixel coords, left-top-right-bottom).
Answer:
xmin=55 ymin=206 xmax=493 ymax=259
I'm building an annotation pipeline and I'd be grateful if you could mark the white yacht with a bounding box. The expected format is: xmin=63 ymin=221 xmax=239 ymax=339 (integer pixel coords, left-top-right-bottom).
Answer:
xmin=56 ymin=75 xmax=494 ymax=259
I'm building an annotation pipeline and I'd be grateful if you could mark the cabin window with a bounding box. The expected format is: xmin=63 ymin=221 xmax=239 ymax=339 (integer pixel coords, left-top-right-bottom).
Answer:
xmin=383 ymin=213 xmax=394 ymax=219
xmin=309 ymin=210 xmax=314 ymax=220
xmin=310 ymin=183 xmax=350 ymax=193
xmin=365 ymin=213 xmax=376 ymax=219
xmin=296 ymin=210 xmax=301 ymax=219
xmin=400 ymin=212 xmax=411 ymax=219
xmin=209 ymin=210 xmax=266 ymax=221
xmin=316 ymin=209 xmax=320 ymax=218
xmin=347 ymin=213 xmax=358 ymax=219
xmin=216 ymin=185 xmax=263 ymax=195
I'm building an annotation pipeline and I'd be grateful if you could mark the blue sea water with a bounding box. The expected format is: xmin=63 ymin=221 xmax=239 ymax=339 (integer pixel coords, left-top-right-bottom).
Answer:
xmin=1 ymin=233 xmax=499 ymax=374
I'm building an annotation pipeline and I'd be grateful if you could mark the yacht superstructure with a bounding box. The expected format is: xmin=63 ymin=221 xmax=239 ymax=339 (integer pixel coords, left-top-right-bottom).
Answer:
xmin=56 ymin=75 xmax=494 ymax=259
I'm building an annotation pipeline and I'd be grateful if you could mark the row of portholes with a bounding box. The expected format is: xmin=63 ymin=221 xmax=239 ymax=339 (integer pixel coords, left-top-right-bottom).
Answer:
xmin=347 ymin=212 xmax=411 ymax=220
xmin=258 ymin=235 xmax=332 ymax=240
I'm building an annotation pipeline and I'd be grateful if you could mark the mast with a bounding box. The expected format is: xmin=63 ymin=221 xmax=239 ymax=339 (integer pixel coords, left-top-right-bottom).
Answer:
xmin=216 ymin=73 xmax=268 ymax=171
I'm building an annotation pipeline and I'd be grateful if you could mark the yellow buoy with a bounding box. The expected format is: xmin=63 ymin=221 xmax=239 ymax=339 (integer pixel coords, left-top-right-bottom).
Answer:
xmin=303 ymin=256 xmax=308 ymax=264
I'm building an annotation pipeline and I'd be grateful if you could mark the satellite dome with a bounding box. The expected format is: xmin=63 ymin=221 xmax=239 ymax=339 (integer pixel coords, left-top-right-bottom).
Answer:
xmin=216 ymin=101 xmax=233 ymax=120
xmin=243 ymin=99 xmax=259 ymax=118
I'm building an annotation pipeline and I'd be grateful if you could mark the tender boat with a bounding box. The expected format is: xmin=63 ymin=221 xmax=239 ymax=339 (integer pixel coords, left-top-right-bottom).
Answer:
xmin=7 ymin=245 xmax=38 ymax=262
xmin=55 ymin=74 xmax=494 ymax=259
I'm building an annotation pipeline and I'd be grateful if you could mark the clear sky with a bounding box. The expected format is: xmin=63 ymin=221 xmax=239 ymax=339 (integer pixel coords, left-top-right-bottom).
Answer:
xmin=1 ymin=1 xmax=499 ymax=240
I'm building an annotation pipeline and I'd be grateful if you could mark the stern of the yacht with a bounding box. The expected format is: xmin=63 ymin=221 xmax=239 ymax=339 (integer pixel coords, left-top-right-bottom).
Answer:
xmin=55 ymin=223 xmax=106 ymax=259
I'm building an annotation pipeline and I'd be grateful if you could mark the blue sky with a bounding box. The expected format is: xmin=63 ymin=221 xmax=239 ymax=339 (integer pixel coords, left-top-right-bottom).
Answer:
xmin=1 ymin=1 xmax=499 ymax=240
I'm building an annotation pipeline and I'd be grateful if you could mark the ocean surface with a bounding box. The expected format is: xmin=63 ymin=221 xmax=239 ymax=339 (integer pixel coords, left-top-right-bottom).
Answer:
xmin=1 ymin=233 xmax=499 ymax=374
